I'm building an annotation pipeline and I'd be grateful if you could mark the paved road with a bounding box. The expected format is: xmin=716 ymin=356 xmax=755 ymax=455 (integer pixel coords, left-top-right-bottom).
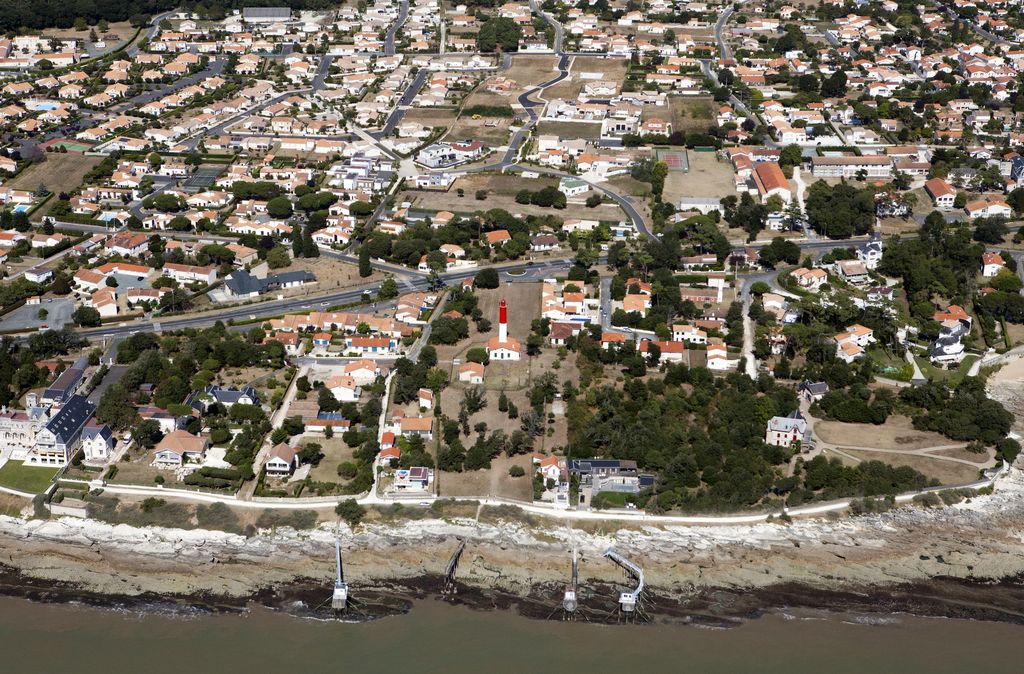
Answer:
xmin=311 ymin=55 xmax=335 ymax=91
xmin=529 ymin=0 xmax=563 ymax=53
xmin=126 ymin=11 xmax=175 ymax=58
xmin=384 ymin=0 xmax=410 ymax=56
xmin=375 ymin=69 xmax=428 ymax=138
xmin=69 ymin=257 xmax=573 ymax=341
xmin=113 ymin=57 xmax=227 ymax=113
xmin=943 ymin=5 xmax=1007 ymax=44
xmin=713 ymin=2 xmax=736 ymax=61
xmin=177 ymin=86 xmax=313 ymax=151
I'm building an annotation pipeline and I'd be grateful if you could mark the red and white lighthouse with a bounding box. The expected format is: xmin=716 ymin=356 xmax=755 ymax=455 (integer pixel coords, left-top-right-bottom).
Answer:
xmin=498 ymin=298 xmax=508 ymax=343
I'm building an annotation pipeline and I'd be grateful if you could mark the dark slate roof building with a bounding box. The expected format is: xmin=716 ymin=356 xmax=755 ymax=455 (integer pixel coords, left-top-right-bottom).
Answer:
xmin=42 ymin=356 xmax=89 ymax=406
xmin=242 ymin=7 xmax=291 ymax=22
xmin=224 ymin=270 xmax=316 ymax=298
xmin=32 ymin=395 xmax=96 ymax=464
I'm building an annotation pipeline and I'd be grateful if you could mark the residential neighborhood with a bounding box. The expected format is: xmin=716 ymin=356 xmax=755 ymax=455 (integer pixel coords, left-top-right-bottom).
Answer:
xmin=0 ymin=0 xmax=1019 ymax=548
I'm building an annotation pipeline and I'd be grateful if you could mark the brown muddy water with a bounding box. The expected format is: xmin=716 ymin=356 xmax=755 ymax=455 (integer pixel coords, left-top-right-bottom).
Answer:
xmin=1 ymin=595 xmax=1022 ymax=673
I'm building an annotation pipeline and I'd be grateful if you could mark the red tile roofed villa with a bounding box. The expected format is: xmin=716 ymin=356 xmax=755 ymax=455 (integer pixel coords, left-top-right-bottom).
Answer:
xmin=752 ymin=162 xmax=791 ymax=202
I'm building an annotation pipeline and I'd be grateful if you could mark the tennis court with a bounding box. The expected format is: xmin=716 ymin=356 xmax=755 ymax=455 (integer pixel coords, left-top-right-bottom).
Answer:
xmin=655 ymin=148 xmax=689 ymax=172
xmin=182 ymin=166 xmax=224 ymax=191
xmin=39 ymin=139 xmax=94 ymax=153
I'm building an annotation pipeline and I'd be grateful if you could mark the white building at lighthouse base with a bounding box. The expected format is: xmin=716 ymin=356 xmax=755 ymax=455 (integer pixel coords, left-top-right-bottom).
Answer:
xmin=486 ymin=335 xmax=522 ymax=360
xmin=488 ymin=298 xmax=523 ymax=360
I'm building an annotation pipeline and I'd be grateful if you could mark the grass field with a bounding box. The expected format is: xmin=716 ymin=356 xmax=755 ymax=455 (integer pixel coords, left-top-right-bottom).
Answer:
xmin=652 ymin=96 xmax=715 ymax=134
xmin=914 ymin=355 xmax=979 ymax=386
xmin=9 ymin=154 xmax=101 ymax=219
xmin=606 ymin=175 xmax=653 ymax=199
xmin=835 ymin=448 xmax=981 ymax=485
xmin=0 ymin=462 xmax=57 ymax=494
xmin=307 ymin=438 xmax=356 ymax=484
xmin=815 ymin=415 xmax=952 ymax=451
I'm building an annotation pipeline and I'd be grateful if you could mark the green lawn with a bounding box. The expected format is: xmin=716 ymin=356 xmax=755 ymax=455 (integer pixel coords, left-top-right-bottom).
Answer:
xmin=0 ymin=462 xmax=57 ymax=494
xmin=914 ymin=355 xmax=979 ymax=386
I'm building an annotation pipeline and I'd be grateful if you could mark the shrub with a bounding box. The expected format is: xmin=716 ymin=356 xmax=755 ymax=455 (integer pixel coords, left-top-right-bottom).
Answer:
xmin=335 ymin=499 xmax=366 ymax=527
xmin=508 ymin=465 xmax=525 ymax=478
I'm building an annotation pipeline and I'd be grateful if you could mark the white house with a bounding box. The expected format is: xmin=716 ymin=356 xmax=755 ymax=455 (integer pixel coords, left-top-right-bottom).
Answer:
xmin=326 ymin=375 xmax=362 ymax=402
xmin=265 ymin=443 xmax=300 ymax=476
xmin=982 ymin=252 xmax=1006 ymax=277
xmin=81 ymin=424 xmax=115 ymax=463
xmin=765 ymin=413 xmax=808 ymax=448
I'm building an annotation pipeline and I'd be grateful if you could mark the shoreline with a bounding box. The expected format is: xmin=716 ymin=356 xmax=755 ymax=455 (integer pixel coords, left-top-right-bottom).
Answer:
xmin=3 ymin=560 xmax=1024 ymax=629
xmin=5 ymin=467 xmax=1024 ymax=626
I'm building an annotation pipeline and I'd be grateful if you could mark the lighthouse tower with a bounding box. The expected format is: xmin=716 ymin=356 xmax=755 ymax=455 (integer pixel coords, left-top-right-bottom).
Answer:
xmin=499 ymin=298 xmax=508 ymax=343
xmin=486 ymin=298 xmax=521 ymax=361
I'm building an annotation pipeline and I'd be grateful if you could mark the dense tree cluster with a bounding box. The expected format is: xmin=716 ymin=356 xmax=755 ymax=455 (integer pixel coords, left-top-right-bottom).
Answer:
xmin=804 ymin=181 xmax=875 ymax=239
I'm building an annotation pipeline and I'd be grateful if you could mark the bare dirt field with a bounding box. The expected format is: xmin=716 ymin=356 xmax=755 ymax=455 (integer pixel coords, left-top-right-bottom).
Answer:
xmin=815 ymin=415 xmax=954 ymax=450
xmin=446 ymin=114 xmax=512 ymax=147
xmin=439 ymin=454 xmax=533 ymax=500
xmin=545 ymin=55 xmax=628 ymax=100
xmin=501 ymin=55 xmax=560 ymax=91
xmin=837 ymin=448 xmax=981 ymax=485
xmin=476 ymin=283 xmax=540 ymax=347
xmin=10 ymin=155 xmax=101 ymax=219
xmin=402 ymin=173 xmax=625 ymax=222
xmin=287 ymin=257 xmax=381 ymax=290
xmin=215 ymin=366 xmax=280 ymax=389
xmin=931 ymin=446 xmax=992 ymax=463
xmin=649 ymin=96 xmax=715 ymax=134
xmin=402 ymin=108 xmax=458 ymax=129
xmin=877 ymin=216 xmax=920 ymax=236
xmin=535 ymin=121 xmax=602 ymax=141
xmin=663 ymin=152 xmax=735 ymax=202
xmin=47 ymin=20 xmax=137 ymax=43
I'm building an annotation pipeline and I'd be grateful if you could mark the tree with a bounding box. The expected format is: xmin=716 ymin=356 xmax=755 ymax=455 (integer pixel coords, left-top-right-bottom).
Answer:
xmin=72 ymin=306 xmax=101 ymax=327
xmin=151 ymin=192 xmax=184 ymax=212
xmin=475 ymin=267 xmax=499 ymax=289
xmin=477 ymin=17 xmax=522 ymax=52
xmin=350 ymin=201 xmax=374 ymax=217
xmin=335 ymin=500 xmax=366 ymax=527
xmin=266 ymin=196 xmax=293 ymax=219
xmin=96 ymin=384 xmax=137 ymax=429
xmin=266 ymin=246 xmax=290 ymax=269
xmin=379 ymin=277 xmax=398 ymax=299
xmin=973 ymin=216 xmax=1008 ymax=244
xmin=359 ymin=248 xmax=372 ymax=277
xmin=779 ymin=144 xmax=803 ymax=168
xmin=820 ymin=70 xmax=848 ymax=98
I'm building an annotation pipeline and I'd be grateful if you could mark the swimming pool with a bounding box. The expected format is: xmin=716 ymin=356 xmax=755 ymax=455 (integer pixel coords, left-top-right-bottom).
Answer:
xmin=25 ymin=101 xmax=58 ymax=111
xmin=12 ymin=204 xmax=31 ymax=213
xmin=97 ymin=212 xmax=118 ymax=221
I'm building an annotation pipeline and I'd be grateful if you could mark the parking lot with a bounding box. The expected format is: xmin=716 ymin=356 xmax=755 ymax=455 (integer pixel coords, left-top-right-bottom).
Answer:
xmin=0 ymin=297 xmax=74 ymax=332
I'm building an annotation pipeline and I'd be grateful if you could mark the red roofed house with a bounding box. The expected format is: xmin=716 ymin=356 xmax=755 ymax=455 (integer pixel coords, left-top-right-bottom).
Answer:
xmin=752 ymin=162 xmax=791 ymax=204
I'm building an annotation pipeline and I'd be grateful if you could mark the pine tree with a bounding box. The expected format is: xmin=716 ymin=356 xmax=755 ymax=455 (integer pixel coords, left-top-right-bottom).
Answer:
xmin=303 ymin=228 xmax=319 ymax=257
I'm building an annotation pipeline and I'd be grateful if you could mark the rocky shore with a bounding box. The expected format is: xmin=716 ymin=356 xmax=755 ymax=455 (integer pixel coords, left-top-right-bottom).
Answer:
xmin=4 ymin=468 xmax=1024 ymax=624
